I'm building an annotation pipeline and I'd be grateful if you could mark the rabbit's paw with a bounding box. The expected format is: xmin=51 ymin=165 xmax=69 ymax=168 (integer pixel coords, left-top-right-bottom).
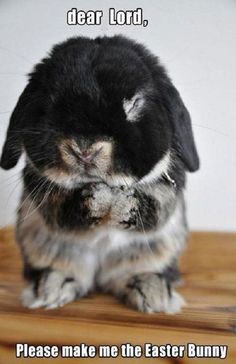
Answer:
xmin=22 ymin=271 xmax=83 ymax=309
xmin=83 ymin=182 xmax=113 ymax=220
xmin=121 ymin=273 xmax=185 ymax=314
xmin=109 ymin=187 xmax=138 ymax=228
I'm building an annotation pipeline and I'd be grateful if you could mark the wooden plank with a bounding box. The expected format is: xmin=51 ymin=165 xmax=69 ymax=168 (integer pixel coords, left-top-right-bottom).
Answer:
xmin=0 ymin=228 xmax=236 ymax=363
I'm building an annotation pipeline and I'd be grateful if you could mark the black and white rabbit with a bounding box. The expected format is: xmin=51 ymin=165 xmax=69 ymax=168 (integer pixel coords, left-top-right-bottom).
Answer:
xmin=0 ymin=35 xmax=199 ymax=313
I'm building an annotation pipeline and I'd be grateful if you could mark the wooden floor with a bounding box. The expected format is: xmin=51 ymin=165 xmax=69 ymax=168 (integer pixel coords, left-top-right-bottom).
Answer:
xmin=0 ymin=228 xmax=235 ymax=363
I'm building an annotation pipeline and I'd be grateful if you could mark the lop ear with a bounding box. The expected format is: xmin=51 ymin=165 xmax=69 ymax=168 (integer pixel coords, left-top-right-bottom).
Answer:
xmin=0 ymin=82 xmax=35 ymax=170
xmin=164 ymin=83 xmax=200 ymax=172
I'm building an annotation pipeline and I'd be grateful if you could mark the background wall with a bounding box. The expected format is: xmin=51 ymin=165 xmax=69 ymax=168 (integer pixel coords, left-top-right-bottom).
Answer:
xmin=0 ymin=0 xmax=235 ymax=231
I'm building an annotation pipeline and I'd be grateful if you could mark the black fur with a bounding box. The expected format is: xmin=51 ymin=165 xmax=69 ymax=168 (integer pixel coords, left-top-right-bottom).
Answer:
xmin=0 ymin=35 xmax=199 ymax=177
xmin=23 ymin=263 xmax=51 ymax=294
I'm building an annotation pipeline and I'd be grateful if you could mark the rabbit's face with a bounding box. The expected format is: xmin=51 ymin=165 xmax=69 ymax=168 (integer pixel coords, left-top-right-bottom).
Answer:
xmin=0 ymin=36 xmax=199 ymax=187
xmin=21 ymin=87 xmax=171 ymax=189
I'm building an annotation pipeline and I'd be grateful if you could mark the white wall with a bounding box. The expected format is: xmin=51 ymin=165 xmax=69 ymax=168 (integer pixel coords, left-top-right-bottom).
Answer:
xmin=0 ymin=0 xmax=235 ymax=231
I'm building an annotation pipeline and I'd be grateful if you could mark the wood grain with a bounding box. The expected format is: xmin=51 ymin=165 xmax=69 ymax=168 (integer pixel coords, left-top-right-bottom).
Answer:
xmin=0 ymin=228 xmax=236 ymax=363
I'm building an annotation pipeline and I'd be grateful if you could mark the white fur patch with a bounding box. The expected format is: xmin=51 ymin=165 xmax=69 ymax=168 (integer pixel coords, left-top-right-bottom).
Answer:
xmin=105 ymin=174 xmax=135 ymax=187
xmin=123 ymin=91 xmax=145 ymax=122
xmin=138 ymin=151 xmax=171 ymax=186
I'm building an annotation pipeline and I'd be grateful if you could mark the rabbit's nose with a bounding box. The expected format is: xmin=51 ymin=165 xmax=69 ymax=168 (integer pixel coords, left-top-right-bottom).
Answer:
xmin=79 ymin=151 xmax=94 ymax=163
xmin=79 ymin=147 xmax=102 ymax=163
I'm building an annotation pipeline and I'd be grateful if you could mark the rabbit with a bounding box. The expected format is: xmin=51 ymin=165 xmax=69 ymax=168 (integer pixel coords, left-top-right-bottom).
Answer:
xmin=0 ymin=35 xmax=199 ymax=313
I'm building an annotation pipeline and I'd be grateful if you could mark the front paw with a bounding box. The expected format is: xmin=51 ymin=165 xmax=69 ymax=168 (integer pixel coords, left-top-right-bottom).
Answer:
xmin=83 ymin=182 xmax=113 ymax=219
xmin=109 ymin=187 xmax=138 ymax=228
xmin=122 ymin=273 xmax=185 ymax=314
xmin=22 ymin=271 xmax=82 ymax=309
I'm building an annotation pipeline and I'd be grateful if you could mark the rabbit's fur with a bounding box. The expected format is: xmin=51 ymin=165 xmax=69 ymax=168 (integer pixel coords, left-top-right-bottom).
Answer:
xmin=0 ymin=35 xmax=199 ymax=313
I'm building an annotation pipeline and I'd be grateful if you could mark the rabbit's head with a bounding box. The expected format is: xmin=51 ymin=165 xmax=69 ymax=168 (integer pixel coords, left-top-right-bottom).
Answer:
xmin=0 ymin=36 xmax=199 ymax=188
